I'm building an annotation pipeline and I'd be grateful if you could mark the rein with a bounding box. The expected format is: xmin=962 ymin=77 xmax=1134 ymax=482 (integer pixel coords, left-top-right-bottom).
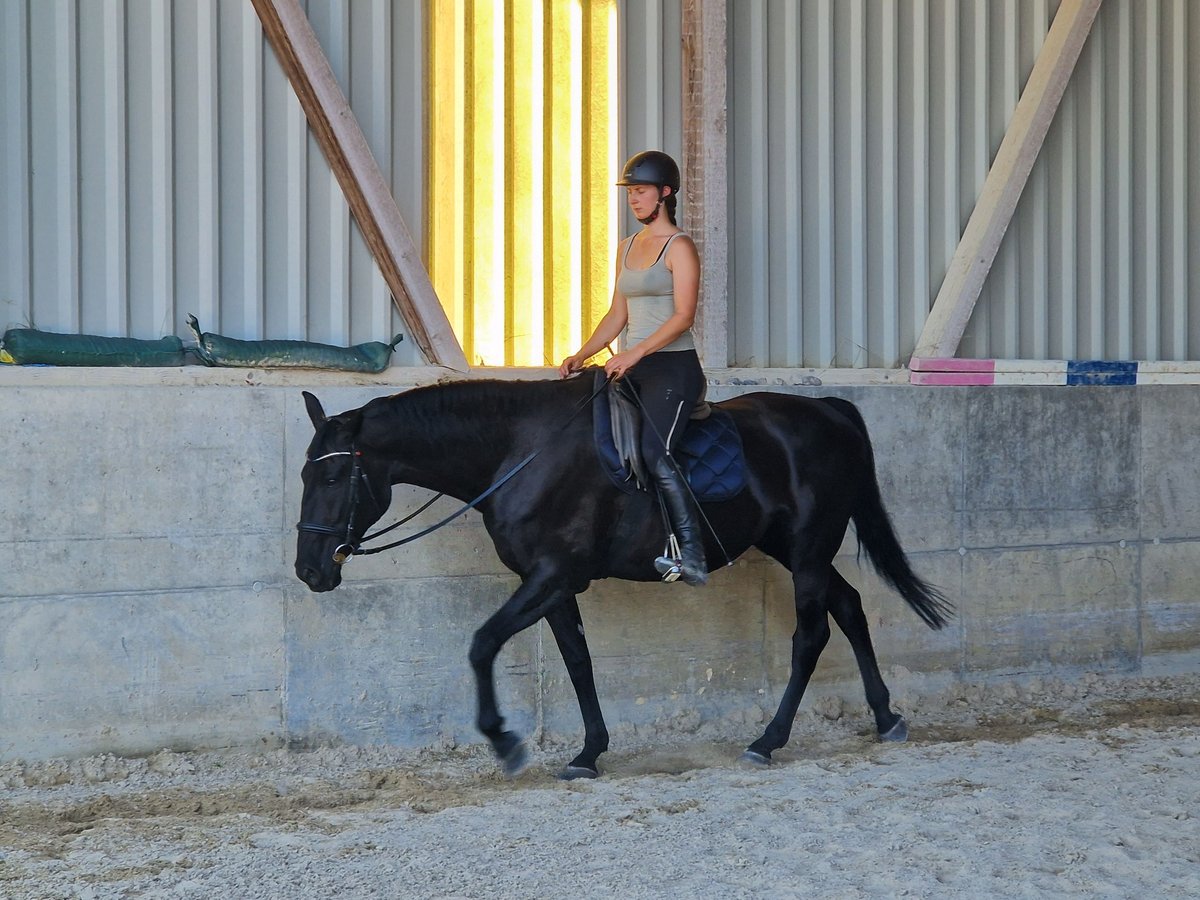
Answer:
xmin=298 ymin=374 xmax=613 ymax=565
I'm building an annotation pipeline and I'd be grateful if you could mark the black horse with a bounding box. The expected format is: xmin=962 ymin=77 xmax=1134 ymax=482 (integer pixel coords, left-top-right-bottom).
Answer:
xmin=295 ymin=375 xmax=950 ymax=778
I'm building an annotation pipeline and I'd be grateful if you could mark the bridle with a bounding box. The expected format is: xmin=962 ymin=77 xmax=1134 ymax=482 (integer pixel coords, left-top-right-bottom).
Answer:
xmin=297 ymin=373 xmax=615 ymax=566
xmin=296 ymin=449 xmax=398 ymax=565
xmin=296 ymin=439 xmax=518 ymax=566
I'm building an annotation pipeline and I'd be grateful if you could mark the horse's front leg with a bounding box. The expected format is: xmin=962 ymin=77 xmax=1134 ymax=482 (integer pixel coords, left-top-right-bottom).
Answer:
xmin=469 ymin=571 xmax=568 ymax=776
xmin=545 ymin=597 xmax=609 ymax=779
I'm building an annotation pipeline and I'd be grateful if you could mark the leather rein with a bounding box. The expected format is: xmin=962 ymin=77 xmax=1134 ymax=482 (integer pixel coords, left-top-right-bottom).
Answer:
xmin=296 ymin=374 xmax=613 ymax=566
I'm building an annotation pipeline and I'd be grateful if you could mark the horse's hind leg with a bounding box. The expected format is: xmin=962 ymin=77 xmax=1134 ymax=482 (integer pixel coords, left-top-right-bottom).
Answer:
xmin=545 ymin=597 xmax=609 ymax=779
xmin=743 ymin=564 xmax=831 ymax=765
xmin=826 ymin=568 xmax=907 ymax=740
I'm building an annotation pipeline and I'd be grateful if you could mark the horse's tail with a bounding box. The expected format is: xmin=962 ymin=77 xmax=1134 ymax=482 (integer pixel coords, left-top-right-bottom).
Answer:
xmin=820 ymin=397 xmax=954 ymax=630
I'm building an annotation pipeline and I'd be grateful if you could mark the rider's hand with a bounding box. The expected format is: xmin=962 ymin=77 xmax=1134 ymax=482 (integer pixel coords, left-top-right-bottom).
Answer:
xmin=558 ymin=354 xmax=583 ymax=378
xmin=604 ymin=349 xmax=643 ymax=380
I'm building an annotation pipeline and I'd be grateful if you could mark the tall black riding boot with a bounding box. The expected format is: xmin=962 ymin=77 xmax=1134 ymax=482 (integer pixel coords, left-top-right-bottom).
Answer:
xmin=650 ymin=455 xmax=708 ymax=586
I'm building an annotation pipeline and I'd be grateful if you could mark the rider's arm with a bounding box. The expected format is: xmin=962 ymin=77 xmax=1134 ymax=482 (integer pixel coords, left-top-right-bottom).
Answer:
xmin=559 ymin=240 xmax=631 ymax=375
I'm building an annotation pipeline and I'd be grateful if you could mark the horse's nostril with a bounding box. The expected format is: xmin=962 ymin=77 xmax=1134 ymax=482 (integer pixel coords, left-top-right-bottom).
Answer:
xmin=295 ymin=559 xmax=341 ymax=592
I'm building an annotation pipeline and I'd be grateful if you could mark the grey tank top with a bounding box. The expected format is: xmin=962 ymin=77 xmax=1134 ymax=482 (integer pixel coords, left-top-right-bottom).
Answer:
xmin=616 ymin=232 xmax=696 ymax=353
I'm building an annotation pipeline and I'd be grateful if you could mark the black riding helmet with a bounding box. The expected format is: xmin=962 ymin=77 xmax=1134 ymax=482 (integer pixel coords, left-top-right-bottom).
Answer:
xmin=616 ymin=150 xmax=680 ymax=193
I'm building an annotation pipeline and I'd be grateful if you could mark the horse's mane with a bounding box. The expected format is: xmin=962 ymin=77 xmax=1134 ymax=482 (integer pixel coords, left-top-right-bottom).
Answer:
xmin=359 ymin=375 xmax=590 ymax=442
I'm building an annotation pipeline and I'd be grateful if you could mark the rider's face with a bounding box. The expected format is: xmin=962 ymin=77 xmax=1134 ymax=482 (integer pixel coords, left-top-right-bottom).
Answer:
xmin=626 ymin=184 xmax=664 ymax=218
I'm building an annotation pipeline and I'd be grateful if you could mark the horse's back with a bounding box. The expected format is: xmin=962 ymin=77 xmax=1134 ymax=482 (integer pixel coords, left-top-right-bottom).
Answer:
xmin=716 ymin=391 xmax=869 ymax=447
xmin=713 ymin=391 xmax=876 ymax=510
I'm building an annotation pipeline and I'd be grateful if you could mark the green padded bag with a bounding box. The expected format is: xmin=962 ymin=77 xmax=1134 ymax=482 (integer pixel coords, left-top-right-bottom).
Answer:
xmin=0 ymin=327 xmax=186 ymax=367
xmin=187 ymin=315 xmax=403 ymax=373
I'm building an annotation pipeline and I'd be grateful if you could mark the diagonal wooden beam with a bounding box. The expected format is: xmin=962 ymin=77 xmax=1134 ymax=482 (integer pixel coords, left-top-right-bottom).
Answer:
xmin=250 ymin=0 xmax=469 ymax=372
xmin=912 ymin=0 xmax=1102 ymax=362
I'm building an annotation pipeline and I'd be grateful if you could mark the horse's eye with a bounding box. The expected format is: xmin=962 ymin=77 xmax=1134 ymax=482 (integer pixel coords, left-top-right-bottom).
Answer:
xmin=326 ymin=477 xmax=339 ymax=486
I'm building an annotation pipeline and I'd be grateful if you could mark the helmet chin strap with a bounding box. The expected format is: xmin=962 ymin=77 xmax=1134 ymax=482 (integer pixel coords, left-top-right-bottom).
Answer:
xmin=636 ymin=196 xmax=664 ymax=226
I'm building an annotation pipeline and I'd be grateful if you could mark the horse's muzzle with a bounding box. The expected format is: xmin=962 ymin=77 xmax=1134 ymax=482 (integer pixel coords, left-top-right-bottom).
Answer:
xmin=295 ymin=561 xmax=342 ymax=592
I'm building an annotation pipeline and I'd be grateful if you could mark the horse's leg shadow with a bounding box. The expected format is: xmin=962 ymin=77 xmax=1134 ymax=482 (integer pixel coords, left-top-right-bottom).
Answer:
xmin=545 ymin=597 xmax=609 ymax=779
xmin=742 ymin=563 xmax=831 ymax=766
xmin=825 ymin=567 xmax=908 ymax=742
xmin=469 ymin=572 xmax=570 ymax=776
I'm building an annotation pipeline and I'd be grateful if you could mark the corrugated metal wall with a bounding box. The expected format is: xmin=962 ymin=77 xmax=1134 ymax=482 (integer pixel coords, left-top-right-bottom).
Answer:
xmin=973 ymin=0 xmax=1200 ymax=363
xmin=6 ymin=1 xmax=1197 ymax=369
xmin=0 ymin=0 xmax=426 ymax=365
xmin=425 ymin=0 xmax=685 ymax=368
xmin=729 ymin=0 xmax=1200 ymax=367
xmin=427 ymin=0 xmax=622 ymax=368
xmin=621 ymin=0 xmax=683 ymax=189
xmin=0 ymin=0 xmax=679 ymax=369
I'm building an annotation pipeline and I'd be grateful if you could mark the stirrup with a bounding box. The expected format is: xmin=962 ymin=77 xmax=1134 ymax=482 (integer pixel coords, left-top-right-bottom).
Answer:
xmin=655 ymin=556 xmax=683 ymax=583
xmin=655 ymin=534 xmax=683 ymax=583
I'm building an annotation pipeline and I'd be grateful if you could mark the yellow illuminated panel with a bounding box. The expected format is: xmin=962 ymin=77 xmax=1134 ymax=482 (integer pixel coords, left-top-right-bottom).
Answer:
xmin=428 ymin=0 xmax=617 ymax=367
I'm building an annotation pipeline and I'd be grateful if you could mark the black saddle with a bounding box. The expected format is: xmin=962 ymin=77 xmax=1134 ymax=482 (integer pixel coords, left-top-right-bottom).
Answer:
xmin=590 ymin=368 xmax=746 ymax=502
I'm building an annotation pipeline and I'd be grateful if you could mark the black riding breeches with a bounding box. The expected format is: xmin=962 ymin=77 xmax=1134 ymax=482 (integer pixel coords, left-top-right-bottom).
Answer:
xmin=622 ymin=349 xmax=705 ymax=468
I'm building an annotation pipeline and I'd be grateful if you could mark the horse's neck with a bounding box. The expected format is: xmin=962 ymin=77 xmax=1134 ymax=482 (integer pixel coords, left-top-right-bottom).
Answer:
xmin=367 ymin=381 xmax=551 ymax=498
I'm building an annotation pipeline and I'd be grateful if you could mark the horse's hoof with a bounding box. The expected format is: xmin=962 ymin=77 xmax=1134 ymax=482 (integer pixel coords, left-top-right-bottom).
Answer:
xmin=498 ymin=738 xmax=530 ymax=777
xmin=558 ymin=765 xmax=599 ymax=781
xmin=879 ymin=716 xmax=908 ymax=742
xmin=739 ymin=749 xmax=772 ymax=767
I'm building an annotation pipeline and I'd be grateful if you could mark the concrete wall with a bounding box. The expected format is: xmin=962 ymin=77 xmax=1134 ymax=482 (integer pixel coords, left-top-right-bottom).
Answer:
xmin=2 ymin=368 xmax=1199 ymax=763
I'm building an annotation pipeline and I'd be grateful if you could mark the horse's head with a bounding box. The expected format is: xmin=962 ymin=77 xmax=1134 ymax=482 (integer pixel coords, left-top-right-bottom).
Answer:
xmin=295 ymin=391 xmax=393 ymax=592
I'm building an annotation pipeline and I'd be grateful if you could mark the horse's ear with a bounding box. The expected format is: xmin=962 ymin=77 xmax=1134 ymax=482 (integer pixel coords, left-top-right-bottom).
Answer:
xmin=302 ymin=391 xmax=327 ymax=429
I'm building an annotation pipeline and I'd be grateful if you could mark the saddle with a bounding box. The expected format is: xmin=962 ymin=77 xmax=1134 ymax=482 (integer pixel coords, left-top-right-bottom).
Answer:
xmin=590 ymin=368 xmax=746 ymax=503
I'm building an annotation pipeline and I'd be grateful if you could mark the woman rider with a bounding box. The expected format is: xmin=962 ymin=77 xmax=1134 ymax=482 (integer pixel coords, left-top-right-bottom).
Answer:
xmin=558 ymin=150 xmax=708 ymax=587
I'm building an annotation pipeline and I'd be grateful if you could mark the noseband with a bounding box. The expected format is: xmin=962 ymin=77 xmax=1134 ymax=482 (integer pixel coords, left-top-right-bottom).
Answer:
xmin=296 ymin=447 xmax=445 ymax=565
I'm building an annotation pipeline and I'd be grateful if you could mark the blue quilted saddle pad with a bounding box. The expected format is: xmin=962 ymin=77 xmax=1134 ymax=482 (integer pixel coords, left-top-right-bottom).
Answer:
xmin=591 ymin=370 xmax=746 ymax=503
xmin=675 ymin=407 xmax=746 ymax=502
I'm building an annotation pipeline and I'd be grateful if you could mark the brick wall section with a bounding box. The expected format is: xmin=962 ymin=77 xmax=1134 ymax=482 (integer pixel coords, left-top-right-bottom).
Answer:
xmin=681 ymin=0 xmax=729 ymax=368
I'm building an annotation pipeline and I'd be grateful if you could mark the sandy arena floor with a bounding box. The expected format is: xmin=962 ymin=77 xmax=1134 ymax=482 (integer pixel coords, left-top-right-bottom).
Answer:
xmin=2 ymin=665 xmax=1198 ymax=899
